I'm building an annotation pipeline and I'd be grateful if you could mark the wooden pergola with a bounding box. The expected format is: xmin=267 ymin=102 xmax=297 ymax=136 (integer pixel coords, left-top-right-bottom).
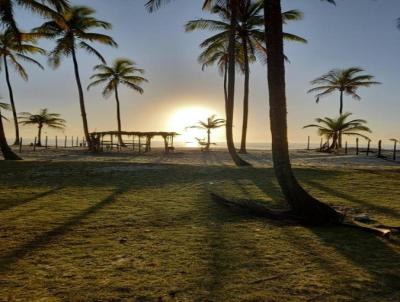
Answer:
xmin=90 ymin=131 xmax=178 ymax=153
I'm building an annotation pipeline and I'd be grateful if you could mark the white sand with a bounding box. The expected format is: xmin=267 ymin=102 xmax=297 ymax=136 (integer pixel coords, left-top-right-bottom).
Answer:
xmin=5 ymin=146 xmax=399 ymax=171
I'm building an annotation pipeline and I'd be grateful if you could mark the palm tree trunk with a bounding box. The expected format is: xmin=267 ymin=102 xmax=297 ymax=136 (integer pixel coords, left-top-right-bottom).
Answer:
xmin=226 ymin=0 xmax=250 ymax=166
xmin=223 ymin=62 xmax=228 ymax=104
xmin=37 ymin=124 xmax=43 ymax=146
xmin=207 ymin=128 xmax=211 ymax=150
xmin=114 ymin=87 xmax=125 ymax=147
xmin=239 ymin=36 xmax=250 ymax=154
xmin=264 ymin=0 xmax=342 ymax=225
xmin=0 ymin=110 xmax=21 ymax=160
xmin=71 ymin=47 xmax=92 ymax=150
xmin=338 ymin=90 xmax=344 ymax=148
xmin=3 ymin=55 xmax=20 ymax=146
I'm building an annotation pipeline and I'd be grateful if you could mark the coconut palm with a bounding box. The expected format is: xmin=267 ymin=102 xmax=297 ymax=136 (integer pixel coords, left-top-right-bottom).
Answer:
xmin=308 ymin=67 xmax=381 ymax=115
xmin=188 ymin=115 xmax=225 ymax=151
xmin=33 ymin=6 xmax=117 ymax=150
xmin=19 ymin=108 xmax=66 ymax=146
xmin=0 ymin=102 xmax=21 ymax=160
xmin=186 ymin=2 xmax=306 ymax=155
xmin=87 ymin=58 xmax=148 ymax=146
xmin=303 ymin=113 xmax=371 ymax=151
xmin=147 ymin=0 xmax=346 ymax=224
xmin=0 ymin=29 xmax=46 ymax=145
xmin=0 ymin=0 xmax=69 ymax=38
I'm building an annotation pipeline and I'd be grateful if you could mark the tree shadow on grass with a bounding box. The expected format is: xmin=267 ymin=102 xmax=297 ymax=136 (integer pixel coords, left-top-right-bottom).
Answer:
xmin=0 ymin=186 xmax=127 ymax=273
xmin=0 ymin=186 xmax=64 ymax=212
xmin=304 ymin=179 xmax=400 ymax=220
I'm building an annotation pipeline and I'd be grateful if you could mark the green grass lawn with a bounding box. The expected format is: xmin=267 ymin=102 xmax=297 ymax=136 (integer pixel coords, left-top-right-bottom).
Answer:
xmin=0 ymin=160 xmax=399 ymax=301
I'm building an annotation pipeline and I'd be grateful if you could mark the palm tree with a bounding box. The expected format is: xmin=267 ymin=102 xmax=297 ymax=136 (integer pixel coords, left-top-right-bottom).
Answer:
xmin=33 ymin=6 xmax=117 ymax=150
xmin=303 ymin=113 xmax=371 ymax=151
xmin=263 ymin=0 xmax=345 ymax=224
xmin=188 ymin=115 xmax=225 ymax=151
xmin=0 ymin=0 xmax=69 ymax=38
xmin=146 ymin=0 xmax=344 ymax=224
xmin=87 ymin=58 xmax=148 ymax=146
xmin=0 ymin=102 xmax=21 ymax=160
xmin=308 ymin=67 xmax=381 ymax=115
xmin=19 ymin=108 xmax=66 ymax=146
xmin=0 ymin=29 xmax=46 ymax=145
xmin=198 ymin=41 xmax=246 ymax=107
xmin=186 ymin=2 xmax=306 ymax=155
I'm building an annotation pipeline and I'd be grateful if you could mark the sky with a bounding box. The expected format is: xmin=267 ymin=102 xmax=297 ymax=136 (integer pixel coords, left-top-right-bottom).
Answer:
xmin=2 ymin=0 xmax=400 ymax=145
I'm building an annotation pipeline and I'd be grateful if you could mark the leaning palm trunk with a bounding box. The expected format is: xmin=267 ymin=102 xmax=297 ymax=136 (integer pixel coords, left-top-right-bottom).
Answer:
xmin=37 ymin=124 xmax=43 ymax=146
xmin=71 ymin=47 xmax=92 ymax=150
xmin=0 ymin=111 xmax=21 ymax=160
xmin=3 ymin=56 xmax=20 ymax=145
xmin=264 ymin=0 xmax=342 ymax=225
xmin=239 ymin=36 xmax=250 ymax=154
xmin=226 ymin=0 xmax=250 ymax=166
xmin=114 ymin=88 xmax=125 ymax=146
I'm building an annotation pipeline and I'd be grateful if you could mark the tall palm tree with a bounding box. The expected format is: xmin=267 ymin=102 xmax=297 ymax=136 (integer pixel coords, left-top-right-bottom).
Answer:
xmin=0 ymin=0 xmax=69 ymax=38
xmin=33 ymin=6 xmax=117 ymax=150
xmin=19 ymin=108 xmax=66 ymax=146
xmin=0 ymin=29 xmax=46 ymax=145
xmin=146 ymin=0 xmax=344 ymax=224
xmin=198 ymin=40 xmax=247 ymax=109
xmin=87 ymin=58 xmax=148 ymax=146
xmin=0 ymin=102 xmax=21 ymax=160
xmin=304 ymin=113 xmax=371 ymax=151
xmin=308 ymin=67 xmax=381 ymax=115
xmin=188 ymin=115 xmax=225 ymax=151
xmin=186 ymin=2 xmax=306 ymax=155
xmin=264 ymin=0 xmax=344 ymax=225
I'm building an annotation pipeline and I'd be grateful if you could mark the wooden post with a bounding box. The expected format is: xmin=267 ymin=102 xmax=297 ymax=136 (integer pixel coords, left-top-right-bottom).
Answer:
xmin=71 ymin=136 xmax=74 ymax=147
xmin=394 ymin=140 xmax=397 ymax=161
xmin=366 ymin=140 xmax=371 ymax=156
xmin=378 ymin=140 xmax=382 ymax=158
xmin=45 ymin=136 xmax=48 ymax=149
xmin=356 ymin=138 xmax=359 ymax=155
xmin=132 ymin=136 xmax=135 ymax=151
xmin=138 ymin=136 xmax=141 ymax=153
xmin=33 ymin=137 xmax=37 ymax=151
xmin=345 ymin=141 xmax=348 ymax=155
xmin=19 ymin=138 xmax=22 ymax=153
xmin=76 ymin=136 xmax=78 ymax=147
xmin=307 ymin=136 xmax=310 ymax=151
xmin=111 ymin=135 xmax=114 ymax=150
xmin=55 ymin=136 xmax=58 ymax=149
xmin=64 ymin=136 xmax=67 ymax=148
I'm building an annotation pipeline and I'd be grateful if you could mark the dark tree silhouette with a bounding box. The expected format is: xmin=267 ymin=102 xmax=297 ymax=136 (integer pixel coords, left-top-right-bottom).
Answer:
xmin=0 ymin=102 xmax=21 ymax=160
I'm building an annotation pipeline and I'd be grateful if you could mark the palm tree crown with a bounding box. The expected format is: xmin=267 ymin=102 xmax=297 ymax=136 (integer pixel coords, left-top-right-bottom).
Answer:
xmin=19 ymin=108 xmax=66 ymax=146
xmin=304 ymin=112 xmax=371 ymax=150
xmin=87 ymin=58 xmax=148 ymax=97
xmin=33 ymin=5 xmax=117 ymax=67
xmin=308 ymin=67 xmax=381 ymax=114
xmin=0 ymin=0 xmax=69 ymax=38
xmin=0 ymin=29 xmax=45 ymax=79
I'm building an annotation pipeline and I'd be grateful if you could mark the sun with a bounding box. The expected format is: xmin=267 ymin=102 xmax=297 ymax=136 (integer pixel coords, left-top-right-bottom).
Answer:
xmin=167 ymin=106 xmax=222 ymax=147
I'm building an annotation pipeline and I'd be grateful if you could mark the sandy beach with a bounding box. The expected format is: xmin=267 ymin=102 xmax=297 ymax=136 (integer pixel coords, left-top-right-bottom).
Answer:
xmin=7 ymin=146 xmax=400 ymax=170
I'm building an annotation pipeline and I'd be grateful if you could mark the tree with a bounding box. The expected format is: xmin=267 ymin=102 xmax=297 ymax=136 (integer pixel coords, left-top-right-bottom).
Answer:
xmin=19 ymin=108 xmax=66 ymax=146
xmin=0 ymin=29 xmax=46 ymax=145
xmin=0 ymin=0 xmax=69 ymax=38
xmin=33 ymin=6 xmax=117 ymax=150
xmin=146 ymin=0 xmax=344 ymax=223
xmin=186 ymin=2 xmax=305 ymax=155
xmin=304 ymin=113 xmax=371 ymax=151
xmin=0 ymin=102 xmax=21 ymax=160
xmin=87 ymin=58 xmax=148 ymax=146
xmin=188 ymin=115 xmax=225 ymax=151
xmin=308 ymin=67 xmax=381 ymax=115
